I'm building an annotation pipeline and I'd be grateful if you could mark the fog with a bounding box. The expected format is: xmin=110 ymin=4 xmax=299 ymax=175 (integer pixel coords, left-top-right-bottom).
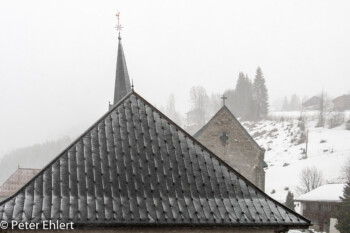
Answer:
xmin=1 ymin=0 xmax=350 ymax=157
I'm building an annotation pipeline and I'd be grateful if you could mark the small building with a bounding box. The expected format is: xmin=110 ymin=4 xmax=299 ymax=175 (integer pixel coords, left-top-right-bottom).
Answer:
xmin=332 ymin=95 xmax=350 ymax=111
xmin=302 ymin=96 xmax=322 ymax=110
xmin=0 ymin=168 xmax=40 ymax=202
xmin=194 ymin=106 xmax=266 ymax=191
xmin=296 ymin=183 xmax=345 ymax=233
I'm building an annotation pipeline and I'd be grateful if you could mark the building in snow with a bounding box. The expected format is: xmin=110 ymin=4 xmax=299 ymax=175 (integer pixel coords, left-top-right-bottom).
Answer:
xmin=296 ymin=183 xmax=345 ymax=233
xmin=194 ymin=106 xmax=266 ymax=191
xmin=0 ymin=19 xmax=310 ymax=232
xmin=332 ymin=94 xmax=350 ymax=111
xmin=0 ymin=168 xmax=40 ymax=202
xmin=302 ymin=96 xmax=322 ymax=110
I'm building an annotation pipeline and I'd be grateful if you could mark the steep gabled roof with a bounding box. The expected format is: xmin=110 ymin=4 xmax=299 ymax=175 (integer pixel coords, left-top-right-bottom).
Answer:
xmin=194 ymin=106 xmax=264 ymax=152
xmin=0 ymin=168 xmax=40 ymax=197
xmin=0 ymin=92 xmax=309 ymax=228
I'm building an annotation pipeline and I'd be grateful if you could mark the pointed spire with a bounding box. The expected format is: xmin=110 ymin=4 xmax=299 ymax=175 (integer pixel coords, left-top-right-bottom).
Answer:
xmin=113 ymin=12 xmax=131 ymax=105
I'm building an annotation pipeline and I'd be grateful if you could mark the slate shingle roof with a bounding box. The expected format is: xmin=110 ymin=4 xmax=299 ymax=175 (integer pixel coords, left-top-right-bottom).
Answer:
xmin=0 ymin=92 xmax=310 ymax=228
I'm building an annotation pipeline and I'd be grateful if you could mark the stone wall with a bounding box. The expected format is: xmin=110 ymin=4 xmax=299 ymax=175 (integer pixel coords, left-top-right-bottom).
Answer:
xmin=195 ymin=107 xmax=265 ymax=190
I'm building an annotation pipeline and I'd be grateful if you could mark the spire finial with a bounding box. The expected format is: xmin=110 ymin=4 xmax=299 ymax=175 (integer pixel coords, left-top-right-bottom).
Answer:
xmin=221 ymin=95 xmax=227 ymax=106
xmin=131 ymin=79 xmax=134 ymax=91
xmin=115 ymin=11 xmax=123 ymax=40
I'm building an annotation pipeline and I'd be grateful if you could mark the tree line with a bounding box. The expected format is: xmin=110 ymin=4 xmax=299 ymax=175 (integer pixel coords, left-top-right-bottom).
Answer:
xmin=0 ymin=137 xmax=71 ymax=185
xmin=164 ymin=67 xmax=269 ymax=134
xmin=224 ymin=67 xmax=268 ymax=121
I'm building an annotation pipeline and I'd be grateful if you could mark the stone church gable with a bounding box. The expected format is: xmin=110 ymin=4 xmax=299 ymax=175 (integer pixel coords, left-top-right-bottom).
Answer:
xmin=194 ymin=106 xmax=265 ymax=190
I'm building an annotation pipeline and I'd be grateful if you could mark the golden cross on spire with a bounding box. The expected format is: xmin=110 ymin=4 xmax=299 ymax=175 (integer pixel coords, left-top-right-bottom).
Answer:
xmin=115 ymin=11 xmax=123 ymax=39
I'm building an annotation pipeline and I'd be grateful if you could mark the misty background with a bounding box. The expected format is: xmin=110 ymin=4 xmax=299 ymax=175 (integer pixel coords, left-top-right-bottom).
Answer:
xmin=1 ymin=0 xmax=350 ymax=183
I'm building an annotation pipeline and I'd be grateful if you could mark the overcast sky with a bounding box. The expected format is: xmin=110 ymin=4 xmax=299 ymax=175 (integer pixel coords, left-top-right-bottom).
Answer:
xmin=0 ymin=0 xmax=350 ymax=157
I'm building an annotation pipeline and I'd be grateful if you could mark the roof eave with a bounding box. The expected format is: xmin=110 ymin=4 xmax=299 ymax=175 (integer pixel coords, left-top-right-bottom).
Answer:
xmin=7 ymin=222 xmax=311 ymax=229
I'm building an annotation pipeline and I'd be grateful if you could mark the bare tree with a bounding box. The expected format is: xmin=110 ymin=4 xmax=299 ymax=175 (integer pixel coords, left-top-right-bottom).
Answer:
xmin=328 ymin=111 xmax=345 ymax=129
xmin=188 ymin=86 xmax=209 ymax=126
xmin=209 ymin=93 xmax=221 ymax=116
xmin=165 ymin=94 xmax=182 ymax=126
xmin=184 ymin=86 xmax=210 ymax=134
xmin=297 ymin=166 xmax=324 ymax=194
xmin=316 ymin=91 xmax=332 ymax=127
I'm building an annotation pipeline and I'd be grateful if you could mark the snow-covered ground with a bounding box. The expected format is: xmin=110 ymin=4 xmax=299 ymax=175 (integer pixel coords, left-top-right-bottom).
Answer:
xmin=243 ymin=113 xmax=350 ymax=206
xmin=268 ymin=110 xmax=350 ymax=122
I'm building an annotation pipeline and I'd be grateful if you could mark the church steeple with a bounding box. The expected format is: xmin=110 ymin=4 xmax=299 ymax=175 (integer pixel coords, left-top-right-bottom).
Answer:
xmin=113 ymin=12 xmax=131 ymax=105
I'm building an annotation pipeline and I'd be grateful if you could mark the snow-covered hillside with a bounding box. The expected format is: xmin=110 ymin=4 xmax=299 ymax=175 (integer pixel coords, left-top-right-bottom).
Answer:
xmin=243 ymin=114 xmax=350 ymax=204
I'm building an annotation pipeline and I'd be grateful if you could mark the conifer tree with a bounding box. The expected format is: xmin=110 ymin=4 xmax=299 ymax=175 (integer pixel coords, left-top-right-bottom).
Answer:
xmin=290 ymin=94 xmax=301 ymax=111
xmin=253 ymin=67 xmax=269 ymax=120
xmin=232 ymin=73 xmax=255 ymax=120
xmin=233 ymin=72 xmax=247 ymax=117
xmin=285 ymin=191 xmax=295 ymax=211
xmin=224 ymin=89 xmax=235 ymax=114
xmin=244 ymin=75 xmax=255 ymax=120
xmin=335 ymin=182 xmax=350 ymax=233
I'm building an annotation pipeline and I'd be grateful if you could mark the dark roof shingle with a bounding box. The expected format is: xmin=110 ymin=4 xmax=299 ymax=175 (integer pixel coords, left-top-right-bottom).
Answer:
xmin=0 ymin=92 xmax=310 ymax=228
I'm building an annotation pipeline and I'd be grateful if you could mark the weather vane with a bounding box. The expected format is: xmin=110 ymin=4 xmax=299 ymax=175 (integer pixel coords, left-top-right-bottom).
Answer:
xmin=115 ymin=11 xmax=123 ymax=39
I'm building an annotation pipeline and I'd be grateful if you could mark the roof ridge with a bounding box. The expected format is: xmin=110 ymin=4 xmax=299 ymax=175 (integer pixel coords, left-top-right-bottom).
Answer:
xmin=17 ymin=168 xmax=41 ymax=171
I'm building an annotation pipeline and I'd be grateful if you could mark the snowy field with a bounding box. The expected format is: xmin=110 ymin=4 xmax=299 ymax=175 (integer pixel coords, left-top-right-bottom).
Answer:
xmin=243 ymin=113 xmax=350 ymax=206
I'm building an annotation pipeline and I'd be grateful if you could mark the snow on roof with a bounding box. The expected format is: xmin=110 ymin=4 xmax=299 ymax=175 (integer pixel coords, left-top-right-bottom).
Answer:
xmin=296 ymin=184 xmax=345 ymax=202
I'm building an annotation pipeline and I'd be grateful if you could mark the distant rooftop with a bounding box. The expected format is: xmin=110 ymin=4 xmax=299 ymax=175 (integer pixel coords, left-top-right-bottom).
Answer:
xmin=0 ymin=168 xmax=40 ymax=197
xmin=296 ymin=184 xmax=345 ymax=202
xmin=302 ymin=96 xmax=321 ymax=107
